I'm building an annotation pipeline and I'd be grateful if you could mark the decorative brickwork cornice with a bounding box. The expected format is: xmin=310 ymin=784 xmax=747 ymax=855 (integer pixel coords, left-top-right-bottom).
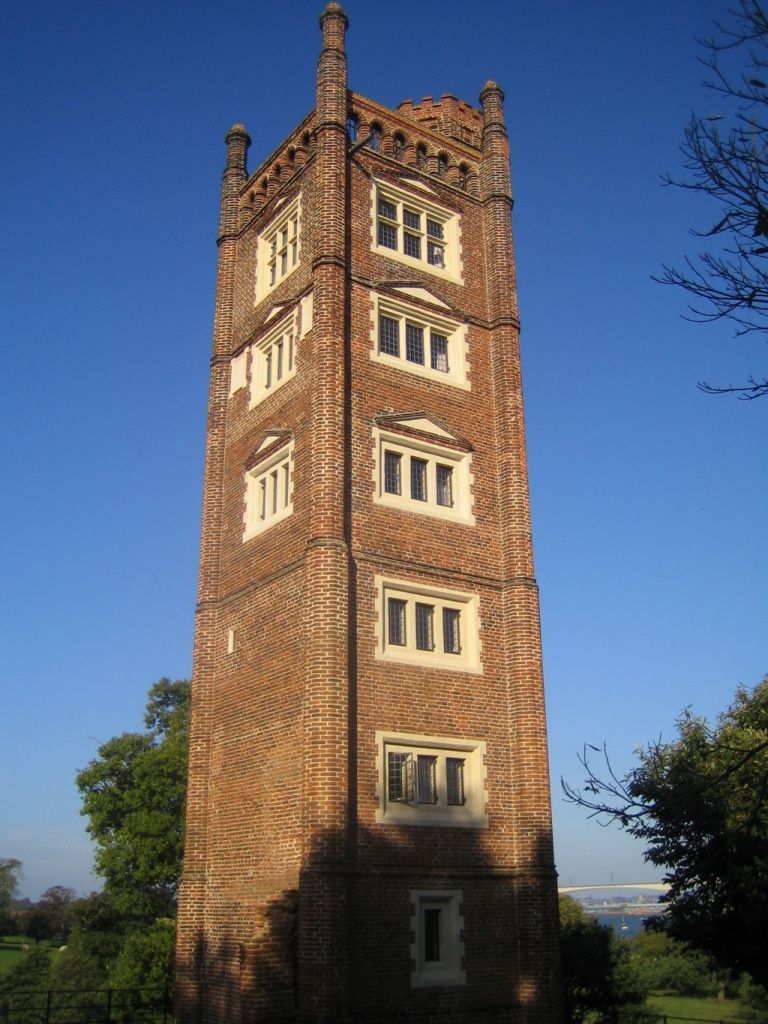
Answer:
xmin=306 ymin=535 xmax=350 ymax=553
xmin=356 ymin=550 xmax=538 ymax=592
xmin=487 ymin=314 xmax=521 ymax=330
xmin=311 ymin=254 xmax=347 ymax=272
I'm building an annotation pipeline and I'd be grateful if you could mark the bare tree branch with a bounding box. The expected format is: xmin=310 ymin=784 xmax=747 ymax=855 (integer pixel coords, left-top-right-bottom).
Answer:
xmin=659 ymin=0 xmax=768 ymax=394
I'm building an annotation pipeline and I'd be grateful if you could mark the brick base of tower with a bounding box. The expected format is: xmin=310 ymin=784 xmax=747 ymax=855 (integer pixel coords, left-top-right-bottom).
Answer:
xmin=176 ymin=4 xmax=563 ymax=1022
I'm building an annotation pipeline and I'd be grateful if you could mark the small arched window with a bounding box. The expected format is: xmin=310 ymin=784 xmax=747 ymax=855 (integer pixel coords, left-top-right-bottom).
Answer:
xmin=416 ymin=145 xmax=427 ymax=170
xmin=370 ymin=123 xmax=382 ymax=151
xmin=393 ymin=134 xmax=405 ymax=161
xmin=458 ymin=164 xmax=469 ymax=191
xmin=437 ymin=153 xmax=448 ymax=179
xmin=347 ymin=114 xmax=358 ymax=142
xmin=287 ymin=147 xmax=296 ymax=164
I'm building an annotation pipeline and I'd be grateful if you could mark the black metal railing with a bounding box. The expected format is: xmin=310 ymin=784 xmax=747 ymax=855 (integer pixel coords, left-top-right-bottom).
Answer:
xmin=0 ymin=984 xmax=173 ymax=1024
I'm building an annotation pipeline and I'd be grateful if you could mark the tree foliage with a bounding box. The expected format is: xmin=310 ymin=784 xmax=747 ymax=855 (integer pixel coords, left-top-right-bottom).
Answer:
xmin=559 ymin=895 xmax=648 ymax=1023
xmin=0 ymin=858 xmax=22 ymax=912
xmin=629 ymin=931 xmax=716 ymax=997
xmin=656 ymin=0 xmax=768 ymax=397
xmin=76 ymin=678 xmax=190 ymax=921
xmin=23 ymin=886 xmax=76 ymax=942
xmin=563 ymin=678 xmax=768 ymax=987
xmin=0 ymin=858 xmax=22 ymax=932
xmin=0 ymin=944 xmax=52 ymax=1003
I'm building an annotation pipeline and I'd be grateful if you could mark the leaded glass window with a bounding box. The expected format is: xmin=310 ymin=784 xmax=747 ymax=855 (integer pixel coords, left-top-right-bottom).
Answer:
xmin=417 ymin=755 xmax=437 ymax=803
xmin=406 ymin=323 xmax=424 ymax=364
xmin=436 ymin=465 xmax=453 ymax=507
xmin=404 ymin=232 xmax=421 ymax=258
xmin=378 ymin=198 xmax=397 ymax=220
xmin=447 ymin=758 xmax=465 ymax=806
xmin=379 ymin=314 xmax=400 ymax=356
xmin=378 ymin=222 xmax=397 ymax=249
xmin=384 ymin=451 xmax=401 ymax=494
xmin=388 ymin=598 xmax=406 ymax=646
xmin=415 ymin=603 xmax=434 ymax=651
xmin=410 ymin=458 xmax=427 ymax=501
xmin=388 ymin=751 xmax=414 ymax=802
xmin=430 ymin=332 xmax=448 ymax=372
xmin=443 ymin=608 xmax=461 ymax=654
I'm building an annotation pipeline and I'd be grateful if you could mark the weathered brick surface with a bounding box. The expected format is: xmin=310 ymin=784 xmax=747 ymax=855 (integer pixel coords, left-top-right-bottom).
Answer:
xmin=176 ymin=4 xmax=562 ymax=1022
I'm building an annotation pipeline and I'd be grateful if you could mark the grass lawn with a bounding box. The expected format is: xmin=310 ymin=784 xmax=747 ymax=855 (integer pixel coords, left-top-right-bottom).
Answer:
xmin=647 ymin=993 xmax=750 ymax=1021
xmin=0 ymin=936 xmax=60 ymax=975
xmin=0 ymin=936 xmax=30 ymax=975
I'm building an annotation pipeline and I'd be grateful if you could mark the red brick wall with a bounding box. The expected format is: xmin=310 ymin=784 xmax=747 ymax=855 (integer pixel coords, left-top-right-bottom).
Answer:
xmin=176 ymin=5 xmax=562 ymax=1023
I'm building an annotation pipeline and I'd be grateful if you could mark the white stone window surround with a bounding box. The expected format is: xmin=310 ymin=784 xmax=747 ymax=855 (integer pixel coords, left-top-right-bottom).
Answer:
xmin=410 ymin=889 xmax=466 ymax=987
xmin=243 ymin=436 xmax=295 ymax=541
xmin=370 ymin=178 xmax=462 ymax=284
xmin=254 ymin=193 xmax=302 ymax=303
xmin=375 ymin=731 xmax=488 ymax=829
xmin=370 ymin=292 xmax=469 ymax=390
xmin=248 ymin=309 xmax=298 ymax=409
xmin=374 ymin=576 xmax=482 ymax=674
xmin=230 ymin=294 xmax=311 ymax=404
xmin=372 ymin=423 xmax=475 ymax=525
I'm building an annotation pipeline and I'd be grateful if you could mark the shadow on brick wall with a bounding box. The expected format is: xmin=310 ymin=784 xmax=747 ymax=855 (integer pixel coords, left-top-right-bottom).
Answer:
xmin=176 ymin=824 xmax=562 ymax=1024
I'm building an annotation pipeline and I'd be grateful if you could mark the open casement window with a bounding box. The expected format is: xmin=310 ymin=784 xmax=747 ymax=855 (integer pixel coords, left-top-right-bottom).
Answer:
xmin=371 ymin=179 xmax=461 ymax=282
xmin=371 ymin=292 xmax=469 ymax=389
xmin=255 ymin=195 xmax=301 ymax=303
xmin=243 ymin=433 xmax=294 ymax=540
xmin=376 ymin=731 xmax=487 ymax=829
xmin=248 ymin=310 xmax=298 ymax=408
xmin=372 ymin=415 xmax=474 ymax=525
xmin=375 ymin=576 xmax=481 ymax=673
xmin=410 ymin=890 xmax=466 ymax=987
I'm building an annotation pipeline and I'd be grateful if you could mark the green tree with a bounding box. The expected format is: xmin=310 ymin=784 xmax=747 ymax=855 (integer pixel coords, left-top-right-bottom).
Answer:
xmin=739 ymin=973 xmax=768 ymax=1021
xmin=630 ymin=931 xmax=715 ymax=997
xmin=656 ymin=0 xmax=768 ymax=398
xmin=109 ymin=919 xmax=175 ymax=992
xmin=76 ymin=678 xmax=190 ymax=922
xmin=564 ymin=678 xmax=768 ymax=987
xmin=23 ymin=886 xmax=76 ymax=943
xmin=559 ymin=895 xmax=648 ymax=1023
xmin=0 ymin=944 xmax=52 ymax=1014
xmin=0 ymin=859 xmax=22 ymax=927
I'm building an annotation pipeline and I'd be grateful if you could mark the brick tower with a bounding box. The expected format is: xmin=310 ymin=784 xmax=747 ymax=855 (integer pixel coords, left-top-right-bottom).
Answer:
xmin=176 ymin=6 xmax=562 ymax=1022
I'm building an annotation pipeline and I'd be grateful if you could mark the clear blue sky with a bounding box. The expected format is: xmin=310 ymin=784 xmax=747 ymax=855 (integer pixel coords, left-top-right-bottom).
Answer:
xmin=1 ymin=0 xmax=765 ymax=900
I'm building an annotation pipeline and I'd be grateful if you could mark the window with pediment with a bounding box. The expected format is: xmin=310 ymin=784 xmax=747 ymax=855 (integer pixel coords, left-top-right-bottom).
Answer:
xmin=255 ymin=195 xmax=301 ymax=302
xmin=371 ymin=293 xmax=469 ymax=389
xmin=243 ymin=433 xmax=294 ymax=540
xmin=371 ymin=179 xmax=461 ymax=282
xmin=372 ymin=414 xmax=474 ymax=525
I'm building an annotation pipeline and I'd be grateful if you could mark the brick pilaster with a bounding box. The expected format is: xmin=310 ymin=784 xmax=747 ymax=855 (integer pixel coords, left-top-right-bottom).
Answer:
xmin=480 ymin=84 xmax=562 ymax=1024
xmin=298 ymin=6 xmax=352 ymax=1020
xmin=176 ymin=124 xmax=250 ymax=1024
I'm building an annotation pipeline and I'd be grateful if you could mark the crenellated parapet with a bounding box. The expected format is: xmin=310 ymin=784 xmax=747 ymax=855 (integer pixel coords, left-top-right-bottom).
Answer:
xmin=349 ymin=92 xmax=481 ymax=196
xmin=398 ymin=93 xmax=483 ymax=149
xmin=238 ymin=116 xmax=317 ymax=226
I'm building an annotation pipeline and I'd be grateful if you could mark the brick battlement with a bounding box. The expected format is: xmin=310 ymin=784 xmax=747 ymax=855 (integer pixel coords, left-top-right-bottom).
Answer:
xmin=398 ymin=93 xmax=484 ymax=149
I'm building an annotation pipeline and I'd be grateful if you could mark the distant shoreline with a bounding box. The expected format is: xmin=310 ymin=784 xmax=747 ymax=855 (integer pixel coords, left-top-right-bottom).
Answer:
xmin=586 ymin=906 xmax=663 ymax=918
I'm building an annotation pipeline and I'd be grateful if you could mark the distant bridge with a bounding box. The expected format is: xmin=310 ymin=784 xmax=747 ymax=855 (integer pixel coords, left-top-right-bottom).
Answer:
xmin=558 ymin=882 xmax=669 ymax=894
